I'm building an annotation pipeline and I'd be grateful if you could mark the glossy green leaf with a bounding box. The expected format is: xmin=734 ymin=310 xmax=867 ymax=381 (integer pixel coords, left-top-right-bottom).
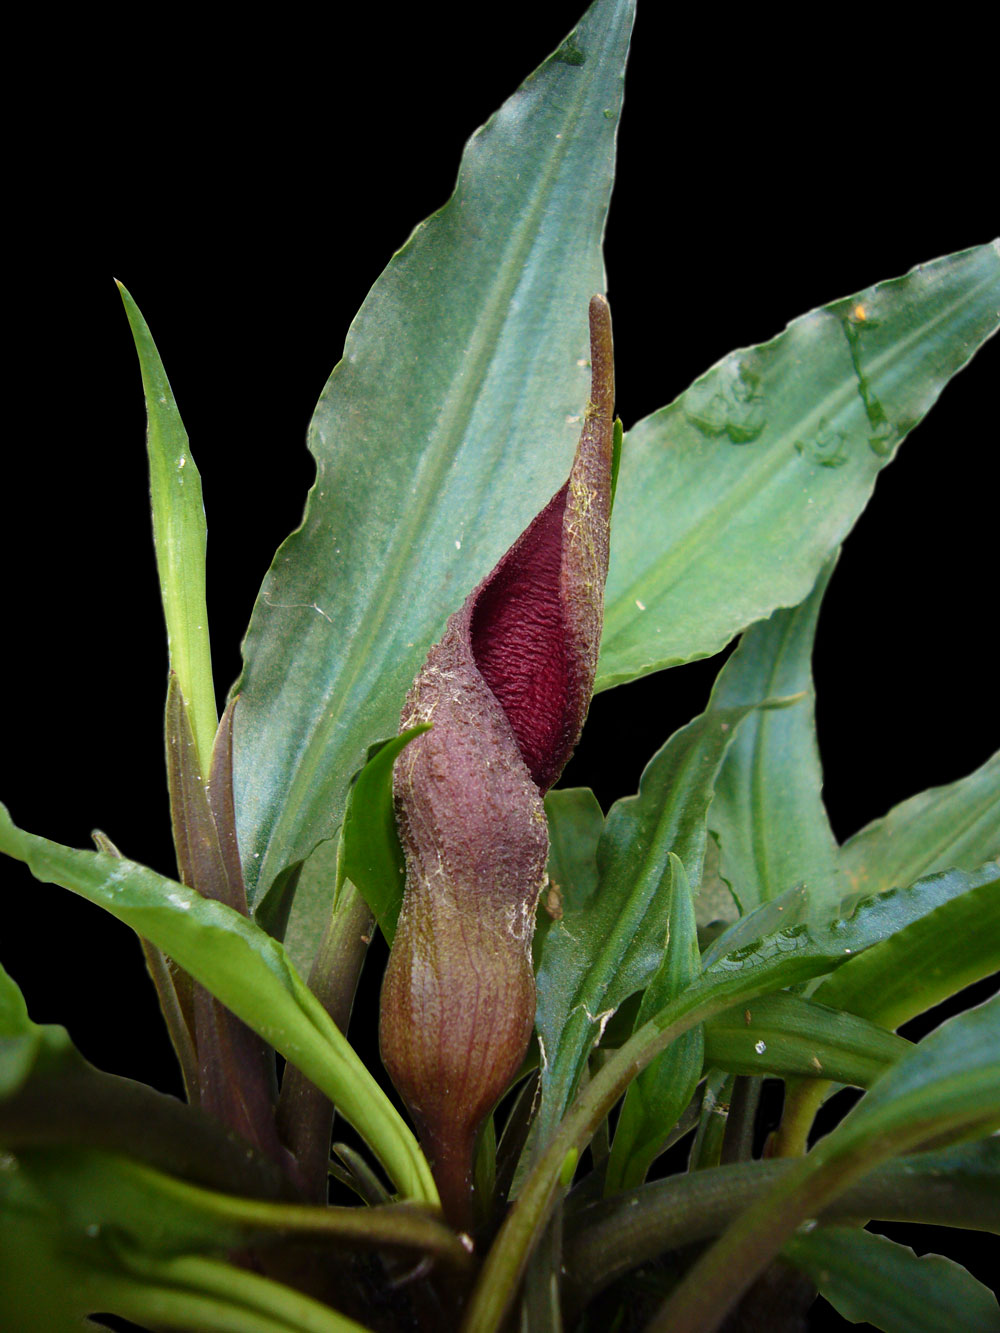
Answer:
xmin=812 ymin=864 xmax=1000 ymax=1032
xmin=0 ymin=804 xmax=436 ymax=1206
xmin=786 ymin=1226 xmax=1000 ymax=1333
xmin=606 ymin=854 xmax=704 ymax=1192
xmin=233 ymin=1 xmax=635 ymax=926
xmin=703 ymin=991 xmax=909 ymax=1086
xmin=340 ymin=726 xmax=429 ymax=946
xmin=597 ymin=240 xmax=1000 ymax=691
xmin=534 ymin=698 xmax=762 ymax=1145
xmin=708 ymin=559 xmax=842 ymax=921
xmin=842 ymin=749 xmax=1000 ymax=901
xmin=649 ymin=994 xmax=1000 ymax=1333
xmin=117 ymin=280 xmax=217 ymax=770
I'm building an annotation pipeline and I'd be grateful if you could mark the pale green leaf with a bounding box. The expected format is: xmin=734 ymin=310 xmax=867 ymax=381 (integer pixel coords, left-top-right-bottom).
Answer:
xmin=708 ymin=559 xmax=842 ymax=921
xmin=842 ymin=749 xmax=1000 ymax=900
xmin=598 ymin=241 xmax=1000 ymax=691
xmin=117 ymin=280 xmax=217 ymax=769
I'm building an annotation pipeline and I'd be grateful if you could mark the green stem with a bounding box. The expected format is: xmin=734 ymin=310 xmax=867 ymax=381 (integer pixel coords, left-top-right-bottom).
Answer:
xmin=772 ymin=1077 xmax=829 ymax=1157
xmin=108 ymin=1246 xmax=372 ymax=1333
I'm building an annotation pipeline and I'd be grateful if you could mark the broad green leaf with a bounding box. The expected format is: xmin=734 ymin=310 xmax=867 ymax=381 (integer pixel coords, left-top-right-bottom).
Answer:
xmin=0 ymin=804 xmax=436 ymax=1207
xmin=708 ymin=559 xmax=842 ymax=921
xmin=703 ymin=991 xmax=909 ymax=1087
xmin=597 ymin=241 xmax=1000 ymax=691
xmin=117 ymin=280 xmax=217 ymax=769
xmin=534 ymin=698 xmax=762 ymax=1144
xmin=606 ymin=855 xmax=704 ymax=1192
xmin=563 ymin=1140 xmax=1000 ymax=1308
xmin=648 ymin=994 xmax=1000 ymax=1333
xmin=842 ymin=748 xmax=1000 ymax=900
xmin=0 ymin=1158 xmax=373 ymax=1333
xmin=340 ymin=726 xmax=429 ymax=946
xmin=786 ymin=1226 xmax=1000 ymax=1333
xmin=233 ymin=1 xmax=636 ymax=924
xmin=812 ymin=865 xmax=1000 ymax=1032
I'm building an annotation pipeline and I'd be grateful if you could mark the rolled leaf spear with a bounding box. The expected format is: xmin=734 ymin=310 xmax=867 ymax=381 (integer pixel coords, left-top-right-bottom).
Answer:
xmin=380 ymin=295 xmax=615 ymax=1231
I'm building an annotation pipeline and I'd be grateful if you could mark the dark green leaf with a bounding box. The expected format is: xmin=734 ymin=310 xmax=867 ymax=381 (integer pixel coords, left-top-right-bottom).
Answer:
xmin=563 ymin=1141 xmax=1000 ymax=1311
xmin=606 ymin=855 xmax=704 ymax=1191
xmin=786 ymin=1226 xmax=1000 ymax=1333
xmin=545 ymin=787 xmax=604 ymax=916
xmin=340 ymin=726 xmax=429 ymax=947
xmin=0 ymin=1149 xmax=386 ymax=1331
xmin=648 ymin=994 xmax=1000 ymax=1333
xmin=598 ymin=241 xmax=1000 ymax=691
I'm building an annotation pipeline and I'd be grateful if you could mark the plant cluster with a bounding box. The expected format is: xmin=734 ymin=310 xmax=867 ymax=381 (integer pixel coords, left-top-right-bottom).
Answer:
xmin=2 ymin=4 xmax=998 ymax=1331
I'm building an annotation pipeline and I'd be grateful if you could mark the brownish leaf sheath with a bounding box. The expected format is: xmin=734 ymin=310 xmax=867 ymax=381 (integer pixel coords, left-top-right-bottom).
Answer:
xmin=380 ymin=296 xmax=615 ymax=1229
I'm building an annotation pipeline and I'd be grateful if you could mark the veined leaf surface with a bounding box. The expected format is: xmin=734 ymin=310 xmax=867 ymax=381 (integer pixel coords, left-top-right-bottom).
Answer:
xmin=232 ymin=0 xmax=635 ymax=922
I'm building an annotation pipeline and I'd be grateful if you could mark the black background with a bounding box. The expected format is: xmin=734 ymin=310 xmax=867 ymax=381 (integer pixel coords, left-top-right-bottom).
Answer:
xmin=4 ymin=3 xmax=996 ymax=1324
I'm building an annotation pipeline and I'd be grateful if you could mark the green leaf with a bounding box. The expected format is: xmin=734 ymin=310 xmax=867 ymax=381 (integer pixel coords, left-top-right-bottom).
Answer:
xmin=0 ymin=1154 xmax=378 ymax=1333
xmin=703 ymin=991 xmax=909 ymax=1087
xmin=0 ymin=961 xmax=30 ymax=1038
xmin=597 ymin=241 xmax=1000 ymax=691
xmin=0 ymin=803 xmax=436 ymax=1207
xmin=648 ymin=994 xmax=1000 ymax=1333
xmin=564 ymin=1140 xmax=1000 ymax=1310
xmin=842 ymin=749 xmax=1000 ymax=901
xmin=11 ymin=1144 xmax=468 ymax=1268
xmin=117 ymin=280 xmax=217 ymax=770
xmin=464 ymin=872 xmax=1000 ymax=1333
xmin=1 ymin=1013 xmax=289 ymax=1200
xmin=340 ymin=726 xmax=430 ymax=946
xmin=786 ymin=1226 xmax=1000 ymax=1333
xmin=233 ymin=0 xmax=636 ymax=922
xmin=812 ymin=864 xmax=1000 ymax=1033
xmin=605 ymin=854 xmax=704 ymax=1191
xmin=708 ymin=559 xmax=842 ymax=921
xmin=545 ymin=787 xmax=604 ymax=916
xmin=533 ymin=698 xmax=761 ymax=1145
